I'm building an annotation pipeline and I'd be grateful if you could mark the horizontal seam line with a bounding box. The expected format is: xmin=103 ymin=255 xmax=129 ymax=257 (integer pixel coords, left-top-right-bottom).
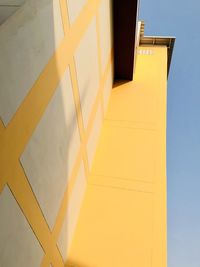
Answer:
xmin=89 ymin=183 xmax=154 ymax=194
xmin=89 ymin=174 xmax=155 ymax=184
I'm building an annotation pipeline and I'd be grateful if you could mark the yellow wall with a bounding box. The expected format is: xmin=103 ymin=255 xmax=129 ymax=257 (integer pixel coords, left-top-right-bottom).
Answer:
xmin=0 ymin=1 xmax=113 ymax=267
xmin=67 ymin=46 xmax=168 ymax=267
xmin=0 ymin=1 xmax=168 ymax=266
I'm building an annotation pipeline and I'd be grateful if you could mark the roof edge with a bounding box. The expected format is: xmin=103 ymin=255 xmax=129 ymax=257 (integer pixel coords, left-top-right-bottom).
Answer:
xmin=138 ymin=21 xmax=176 ymax=77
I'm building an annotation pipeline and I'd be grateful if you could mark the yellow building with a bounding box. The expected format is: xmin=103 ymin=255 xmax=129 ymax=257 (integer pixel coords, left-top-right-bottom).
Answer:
xmin=0 ymin=1 xmax=175 ymax=267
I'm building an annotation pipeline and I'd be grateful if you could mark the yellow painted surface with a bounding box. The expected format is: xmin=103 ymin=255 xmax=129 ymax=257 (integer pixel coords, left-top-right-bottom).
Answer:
xmin=68 ymin=46 xmax=167 ymax=266
xmin=59 ymin=0 xmax=70 ymax=35
xmin=0 ymin=119 xmax=5 ymax=142
xmin=0 ymin=0 xmax=167 ymax=266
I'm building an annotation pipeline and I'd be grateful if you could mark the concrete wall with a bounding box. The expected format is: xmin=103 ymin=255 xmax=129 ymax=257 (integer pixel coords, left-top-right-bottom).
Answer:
xmin=0 ymin=0 xmax=113 ymax=266
xmin=0 ymin=0 xmax=27 ymax=25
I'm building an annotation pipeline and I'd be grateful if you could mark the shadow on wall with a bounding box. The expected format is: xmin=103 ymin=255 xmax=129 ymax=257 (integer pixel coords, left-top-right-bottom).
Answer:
xmin=0 ymin=0 xmax=27 ymax=25
xmin=0 ymin=0 xmax=86 ymax=266
xmin=67 ymin=262 xmax=90 ymax=267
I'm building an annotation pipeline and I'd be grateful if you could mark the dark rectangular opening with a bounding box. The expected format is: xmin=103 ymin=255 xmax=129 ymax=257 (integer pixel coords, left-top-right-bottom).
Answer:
xmin=112 ymin=0 xmax=139 ymax=81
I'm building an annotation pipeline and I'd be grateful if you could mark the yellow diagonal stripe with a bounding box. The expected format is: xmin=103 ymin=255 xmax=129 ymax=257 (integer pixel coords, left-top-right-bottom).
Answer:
xmin=59 ymin=0 xmax=70 ymax=34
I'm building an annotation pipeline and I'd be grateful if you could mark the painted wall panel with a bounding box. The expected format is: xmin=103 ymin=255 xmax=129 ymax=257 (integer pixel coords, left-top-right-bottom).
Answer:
xmin=0 ymin=186 xmax=44 ymax=267
xmin=99 ymin=0 xmax=112 ymax=73
xmin=68 ymin=184 xmax=153 ymax=267
xmin=0 ymin=0 xmax=64 ymax=125
xmin=105 ymin=83 xmax=157 ymax=124
xmin=91 ymin=125 xmax=156 ymax=182
xmin=74 ymin=18 xmax=100 ymax=129
xmin=21 ymin=69 xmax=80 ymax=229
xmin=87 ymin=104 xmax=103 ymax=170
xmin=66 ymin=0 xmax=87 ymax=24
xmin=57 ymin=161 xmax=86 ymax=262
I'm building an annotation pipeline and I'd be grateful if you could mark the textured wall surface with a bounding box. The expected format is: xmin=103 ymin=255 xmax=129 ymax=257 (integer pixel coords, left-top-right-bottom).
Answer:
xmin=0 ymin=186 xmax=44 ymax=267
xmin=99 ymin=0 xmax=112 ymax=73
xmin=57 ymin=161 xmax=86 ymax=261
xmin=20 ymin=69 xmax=80 ymax=229
xmin=0 ymin=0 xmax=64 ymax=125
xmin=87 ymin=104 xmax=103 ymax=170
xmin=0 ymin=0 xmax=27 ymax=25
xmin=67 ymin=0 xmax=87 ymax=24
xmin=75 ymin=18 xmax=99 ymax=129
xmin=0 ymin=0 xmax=113 ymax=266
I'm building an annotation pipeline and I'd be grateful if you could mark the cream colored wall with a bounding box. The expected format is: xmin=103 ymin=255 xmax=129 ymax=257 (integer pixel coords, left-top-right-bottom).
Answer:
xmin=74 ymin=18 xmax=99 ymax=129
xmin=87 ymin=104 xmax=103 ymax=170
xmin=0 ymin=185 xmax=44 ymax=267
xmin=57 ymin=161 xmax=86 ymax=261
xmin=67 ymin=0 xmax=87 ymax=24
xmin=20 ymin=68 xmax=81 ymax=230
xmin=0 ymin=0 xmax=64 ymax=125
xmin=99 ymin=0 xmax=112 ymax=73
xmin=0 ymin=0 xmax=113 ymax=267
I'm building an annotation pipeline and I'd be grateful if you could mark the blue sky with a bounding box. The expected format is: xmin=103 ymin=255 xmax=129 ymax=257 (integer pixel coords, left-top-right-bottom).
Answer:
xmin=140 ymin=1 xmax=200 ymax=266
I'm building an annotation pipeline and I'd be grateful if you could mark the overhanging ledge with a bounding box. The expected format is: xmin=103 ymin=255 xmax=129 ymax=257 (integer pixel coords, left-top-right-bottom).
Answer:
xmin=138 ymin=21 xmax=176 ymax=76
xmin=140 ymin=36 xmax=176 ymax=76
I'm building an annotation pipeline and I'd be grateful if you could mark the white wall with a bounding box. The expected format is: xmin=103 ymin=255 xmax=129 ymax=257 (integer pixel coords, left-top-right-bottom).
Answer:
xmin=0 ymin=0 xmax=64 ymax=125
xmin=67 ymin=0 xmax=87 ymax=24
xmin=21 ymin=69 xmax=80 ymax=230
xmin=57 ymin=161 xmax=86 ymax=261
xmin=0 ymin=186 xmax=44 ymax=267
xmin=75 ymin=18 xmax=100 ymax=129
xmin=99 ymin=0 xmax=112 ymax=73
xmin=0 ymin=0 xmax=113 ymax=266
